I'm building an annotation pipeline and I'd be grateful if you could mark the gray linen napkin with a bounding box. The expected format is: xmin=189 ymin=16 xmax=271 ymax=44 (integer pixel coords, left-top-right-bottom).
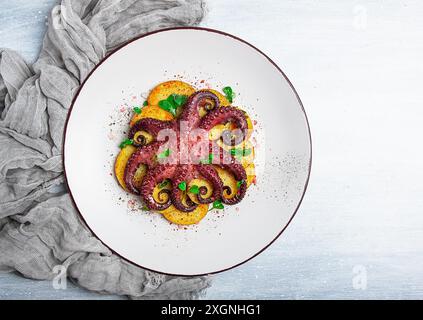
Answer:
xmin=0 ymin=0 xmax=211 ymax=299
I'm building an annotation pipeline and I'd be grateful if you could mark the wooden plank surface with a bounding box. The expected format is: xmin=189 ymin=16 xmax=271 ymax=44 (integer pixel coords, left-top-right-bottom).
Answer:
xmin=1 ymin=0 xmax=422 ymax=299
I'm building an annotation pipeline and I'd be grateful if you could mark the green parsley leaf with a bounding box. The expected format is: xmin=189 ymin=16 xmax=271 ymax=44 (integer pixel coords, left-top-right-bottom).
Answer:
xmin=178 ymin=181 xmax=187 ymax=191
xmin=223 ymin=86 xmax=235 ymax=103
xmin=230 ymin=148 xmax=252 ymax=158
xmin=119 ymin=138 xmax=133 ymax=149
xmin=157 ymin=148 xmax=171 ymax=159
xmin=143 ymin=101 xmax=148 ymax=107
xmin=166 ymin=94 xmax=176 ymax=104
xmin=237 ymin=180 xmax=245 ymax=189
xmin=230 ymin=148 xmax=243 ymax=157
xmin=159 ymin=179 xmax=170 ymax=189
xmin=141 ymin=205 xmax=149 ymax=211
xmin=189 ymin=185 xmax=200 ymax=194
xmin=242 ymin=148 xmax=252 ymax=156
xmin=158 ymin=99 xmax=177 ymax=116
xmin=133 ymin=106 xmax=142 ymax=114
xmin=172 ymin=94 xmax=188 ymax=107
xmin=211 ymin=199 xmax=224 ymax=210
xmin=158 ymin=94 xmax=188 ymax=116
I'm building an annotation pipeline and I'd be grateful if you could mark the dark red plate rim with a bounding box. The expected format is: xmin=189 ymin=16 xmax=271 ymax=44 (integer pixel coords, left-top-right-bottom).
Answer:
xmin=63 ymin=27 xmax=312 ymax=277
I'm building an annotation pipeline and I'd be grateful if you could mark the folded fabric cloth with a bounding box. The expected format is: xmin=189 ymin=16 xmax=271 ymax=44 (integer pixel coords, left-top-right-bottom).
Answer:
xmin=0 ymin=0 xmax=211 ymax=299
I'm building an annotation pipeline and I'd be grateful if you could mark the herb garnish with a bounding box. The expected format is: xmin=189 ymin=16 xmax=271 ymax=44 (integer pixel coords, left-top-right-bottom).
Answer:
xmin=119 ymin=138 xmax=133 ymax=149
xmin=178 ymin=181 xmax=187 ymax=191
xmin=209 ymin=199 xmax=224 ymax=211
xmin=133 ymin=106 xmax=142 ymax=114
xmin=173 ymin=94 xmax=188 ymax=107
xmin=157 ymin=148 xmax=171 ymax=159
xmin=143 ymin=101 xmax=148 ymax=107
xmin=189 ymin=185 xmax=200 ymax=194
xmin=237 ymin=180 xmax=245 ymax=189
xmin=230 ymin=148 xmax=252 ymax=158
xmin=222 ymin=86 xmax=235 ymax=103
xmin=158 ymin=94 xmax=188 ymax=116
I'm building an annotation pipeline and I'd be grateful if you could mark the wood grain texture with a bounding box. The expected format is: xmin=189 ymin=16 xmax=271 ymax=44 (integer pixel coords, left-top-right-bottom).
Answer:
xmin=1 ymin=0 xmax=423 ymax=299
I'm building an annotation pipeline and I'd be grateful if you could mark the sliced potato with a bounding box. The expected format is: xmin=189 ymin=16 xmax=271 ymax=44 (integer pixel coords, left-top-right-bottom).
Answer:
xmin=130 ymin=105 xmax=173 ymax=126
xmin=133 ymin=165 xmax=148 ymax=190
xmin=148 ymin=81 xmax=195 ymax=106
xmin=161 ymin=204 xmax=209 ymax=225
xmin=239 ymin=141 xmax=255 ymax=168
xmin=244 ymin=163 xmax=256 ymax=188
xmin=209 ymin=121 xmax=248 ymax=141
xmin=235 ymin=141 xmax=256 ymax=187
xmin=115 ymin=145 xmax=148 ymax=191
xmin=114 ymin=145 xmax=136 ymax=191
xmin=212 ymin=141 xmax=255 ymax=194
xmin=158 ymin=190 xmax=209 ymax=225
xmin=244 ymin=112 xmax=254 ymax=137
xmin=208 ymin=124 xmax=227 ymax=140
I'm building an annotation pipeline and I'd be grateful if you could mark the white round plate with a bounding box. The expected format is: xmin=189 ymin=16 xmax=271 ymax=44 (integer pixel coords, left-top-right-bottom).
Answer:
xmin=64 ymin=27 xmax=311 ymax=276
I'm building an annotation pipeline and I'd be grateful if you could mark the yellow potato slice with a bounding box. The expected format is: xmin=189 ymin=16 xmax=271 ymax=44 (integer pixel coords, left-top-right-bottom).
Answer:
xmin=133 ymin=163 xmax=147 ymax=187
xmin=239 ymin=140 xmax=256 ymax=188
xmin=244 ymin=112 xmax=254 ymax=137
xmin=130 ymin=105 xmax=173 ymax=126
xmin=161 ymin=204 xmax=209 ymax=225
xmin=239 ymin=141 xmax=255 ymax=167
xmin=212 ymin=141 xmax=255 ymax=194
xmin=115 ymin=145 xmax=149 ymax=192
xmin=208 ymin=125 xmax=221 ymax=140
xmin=154 ymin=187 xmax=209 ymax=225
xmin=114 ymin=145 xmax=136 ymax=191
xmin=244 ymin=163 xmax=256 ymax=188
xmin=147 ymin=81 xmax=195 ymax=106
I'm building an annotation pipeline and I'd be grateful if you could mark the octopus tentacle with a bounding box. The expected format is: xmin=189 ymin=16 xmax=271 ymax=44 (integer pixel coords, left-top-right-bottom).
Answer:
xmin=179 ymin=90 xmax=220 ymax=129
xmin=210 ymin=146 xmax=247 ymax=205
xmin=120 ymin=89 xmax=252 ymax=215
xmin=171 ymin=165 xmax=198 ymax=212
xmin=220 ymin=161 xmax=247 ymax=205
xmin=199 ymin=106 xmax=248 ymax=145
xmin=124 ymin=141 xmax=162 ymax=194
xmin=140 ymin=164 xmax=176 ymax=211
xmin=129 ymin=118 xmax=175 ymax=146
xmin=194 ymin=164 xmax=224 ymax=204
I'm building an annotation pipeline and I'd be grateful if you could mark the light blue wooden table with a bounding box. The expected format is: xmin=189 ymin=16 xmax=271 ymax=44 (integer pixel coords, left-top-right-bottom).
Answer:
xmin=1 ymin=0 xmax=423 ymax=299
